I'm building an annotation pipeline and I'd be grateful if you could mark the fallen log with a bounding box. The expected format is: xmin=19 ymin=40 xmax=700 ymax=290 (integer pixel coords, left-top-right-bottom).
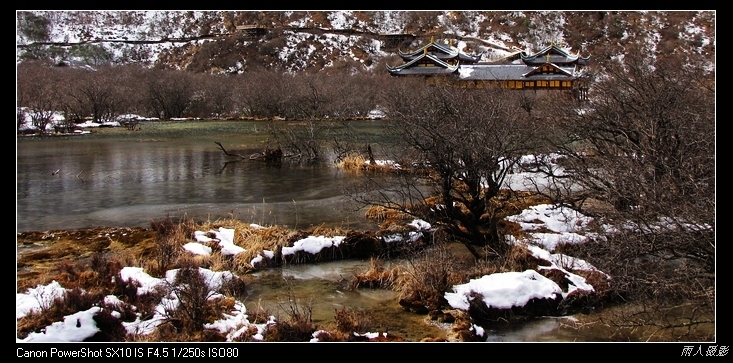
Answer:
xmin=214 ymin=141 xmax=246 ymax=159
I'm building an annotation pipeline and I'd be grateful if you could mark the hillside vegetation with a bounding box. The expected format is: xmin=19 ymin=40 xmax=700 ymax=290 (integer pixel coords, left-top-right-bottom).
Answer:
xmin=17 ymin=11 xmax=715 ymax=73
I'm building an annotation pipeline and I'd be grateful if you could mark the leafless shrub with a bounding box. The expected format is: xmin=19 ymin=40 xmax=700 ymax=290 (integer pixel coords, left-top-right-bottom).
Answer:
xmin=87 ymin=307 xmax=127 ymax=342
xmin=351 ymin=80 xmax=550 ymax=261
xmin=17 ymin=287 xmax=104 ymax=340
xmin=334 ymin=307 xmax=372 ymax=334
xmin=150 ymin=217 xmax=195 ymax=277
xmin=109 ymin=273 xmax=166 ymax=324
xmin=90 ymin=252 xmax=122 ymax=280
xmin=56 ymin=287 xmax=102 ymax=314
xmin=219 ymin=274 xmax=248 ymax=300
xmin=165 ymin=267 xmax=217 ymax=333
xmin=264 ymin=278 xmax=316 ymax=341
xmin=530 ymin=47 xmax=715 ymax=339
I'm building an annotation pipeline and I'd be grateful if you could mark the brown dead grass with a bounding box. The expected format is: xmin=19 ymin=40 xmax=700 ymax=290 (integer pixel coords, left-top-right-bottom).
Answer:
xmin=365 ymin=205 xmax=413 ymax=221
xmin=463 ymin=243 xmax=545 ymax=279
xmin=338 ymin=154 xmax=403 ymax=174
xmin=364 ymin=190 xmax=549 ymax=225
xmin=393 ymin=245 xmax=466 ymax=311
xmin=337 ymin=154 xmax=367 ymax=171
xmin=16 ymin=184 xmax=568 ymax=341
xmin=334 ymin=307 xmax=372 ymax=334
xmin=193 ymin=218 xmax=292 ymax=271
xmin=347 ymin=257 xmax=401 ymax=290
xmin=17 ymin=227 xmax=158 ymax=292
xmin=365 ymin=196 xmax=441 ymax=223
xmin=488 ymin=189 xmax=553 ymax=219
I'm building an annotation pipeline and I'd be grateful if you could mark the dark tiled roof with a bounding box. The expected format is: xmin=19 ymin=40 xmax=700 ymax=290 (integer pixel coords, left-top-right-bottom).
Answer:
xmin=388 ymin=66 xmax=459 ymax=75
xmin=458 ymin=52 xmax=482 ymax=63
xmin=399 ymin=48 xmax=457 ymax=60
xmin=523 ymin=63 xmax=576 ymax=77
xmin=398 ymin=39 xmax=481 ymax=64
xmin=457 ymin=64 xmax=577 ymax=81
xmin=521 ymin=44 xmax=590 ymax=66
xmin=387 ymin=53 xmax=459 ymax=75
xmin=387 ymin=41 xmax=588 ymax=80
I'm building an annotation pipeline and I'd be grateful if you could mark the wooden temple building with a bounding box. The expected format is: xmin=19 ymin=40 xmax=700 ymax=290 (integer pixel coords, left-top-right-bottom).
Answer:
xmin=387 ymin=38 xmax=590 ymax=98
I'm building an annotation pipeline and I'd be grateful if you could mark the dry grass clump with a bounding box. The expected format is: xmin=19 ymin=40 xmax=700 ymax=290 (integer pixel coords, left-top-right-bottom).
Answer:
xmin=85 ymin=252 xmax=125 ymax=290
xmin=581 ymin=270 xmax=612 ymax=295
xmin=18 ymin=251 xmax=129 ymax=297
xmin=306 ymin=224 xmax=350 ymax=237
xmin=393 ymin=245 xmax=465 ymax=312
xmin=347 ymin=257 xmax=400 ymax=290
xmin=488 ymin=190 xmax=552 ymax=219
xmin=239 ymin=225 xmax=291 ymax=255
xmin=245 ymin=301 xmax=274 ymax=324
xmin=337 ymin=154 xmax=367 ymax=171
xmin=334 ymin=307 xmax=372 ymax=334
xmin=104 ymin=231 xmax=158 ymax=262
xmin=365 ymin=205 xmax=413 ymax=221
xmin=183 ymin=219 xmax=291 ymax=272
xmin=17 ymin=227 xmax=159 ymax=292
xmin=502 ymin=242 xmax=544 ymax=270
xmin=150 ymin=216 xmax=197 ymax=237
xmin=309 ymin=330 xmax=347 ymax=341
xmin=440 ymin=310 xmax=485 ymax=342
xmin=149 ymin=217 xmax=197 ymax=277
xmin=555 ymin=269 xmax=615 ymax=314
xmin=497 ymin=219 xmax=528 ymax=239
xmin=337 ymin=154 xmax=403 ymax=174
xmin=464 ymin=243 xmax=544 ymax=279
xmin=365 ymin=196 xmax=442 ymax=222
xmin=264 ymin=288 xmax=316 ymax=342
xmin=539 ymin=268 xmax=572 ymax=289
xmin=312 ymin=307 xmax=407 ymax=342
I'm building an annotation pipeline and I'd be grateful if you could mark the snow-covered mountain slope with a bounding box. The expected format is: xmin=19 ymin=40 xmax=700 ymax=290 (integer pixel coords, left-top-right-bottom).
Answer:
xmin=16 ymin=11 xmax=715 ymax=74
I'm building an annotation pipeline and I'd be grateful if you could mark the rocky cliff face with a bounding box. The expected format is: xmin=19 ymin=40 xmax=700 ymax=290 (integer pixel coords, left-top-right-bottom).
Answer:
xmin=16 ymin=11 xmax=715 ymax=73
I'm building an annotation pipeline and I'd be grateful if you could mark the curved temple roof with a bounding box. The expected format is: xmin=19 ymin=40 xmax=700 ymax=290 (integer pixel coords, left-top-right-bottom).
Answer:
xmin=387 ymin=52 xmax=460 ymax=75
xmin=397 ymin=37 xmax=482 ymax=63
xmin=521 ymin=44 xmax=590 ymax=66
xmin=388 ymin=41 xmax=589 ymax=81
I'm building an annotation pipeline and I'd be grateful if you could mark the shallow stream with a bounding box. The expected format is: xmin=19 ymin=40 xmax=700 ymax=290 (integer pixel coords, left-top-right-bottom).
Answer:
xmin=17 ymin=120 xmax=708 ymax=341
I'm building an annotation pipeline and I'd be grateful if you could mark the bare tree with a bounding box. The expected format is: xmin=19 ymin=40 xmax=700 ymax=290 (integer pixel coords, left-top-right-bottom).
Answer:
xmin=145 ymin=69 xmax=195 ymax=119
xmin=329 ymin=71 xmax=381 ymax=120
xmin=351 ymin=78 xmax=547 ymax=260
xmin=17 ymin=60 xmax=64 ymax=135
xmin=536 ymin=50 xmax=715 ymax=338
xmin=62 ymin=66 xmax=121 ymax=124
xmin=204 ymin=74 xmax=236 ymax=119
xmin=237 ymin=68 xmax=290 ymax=119
xmin=259 ymin=71 xmax=376 ymax=162
xmin=115 ymin=64 xmax=150 ymax=119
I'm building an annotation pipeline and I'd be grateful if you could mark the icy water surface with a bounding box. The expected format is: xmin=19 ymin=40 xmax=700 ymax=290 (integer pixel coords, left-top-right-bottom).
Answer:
xmin=17 ymin=120 xmax=387 ymax=232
